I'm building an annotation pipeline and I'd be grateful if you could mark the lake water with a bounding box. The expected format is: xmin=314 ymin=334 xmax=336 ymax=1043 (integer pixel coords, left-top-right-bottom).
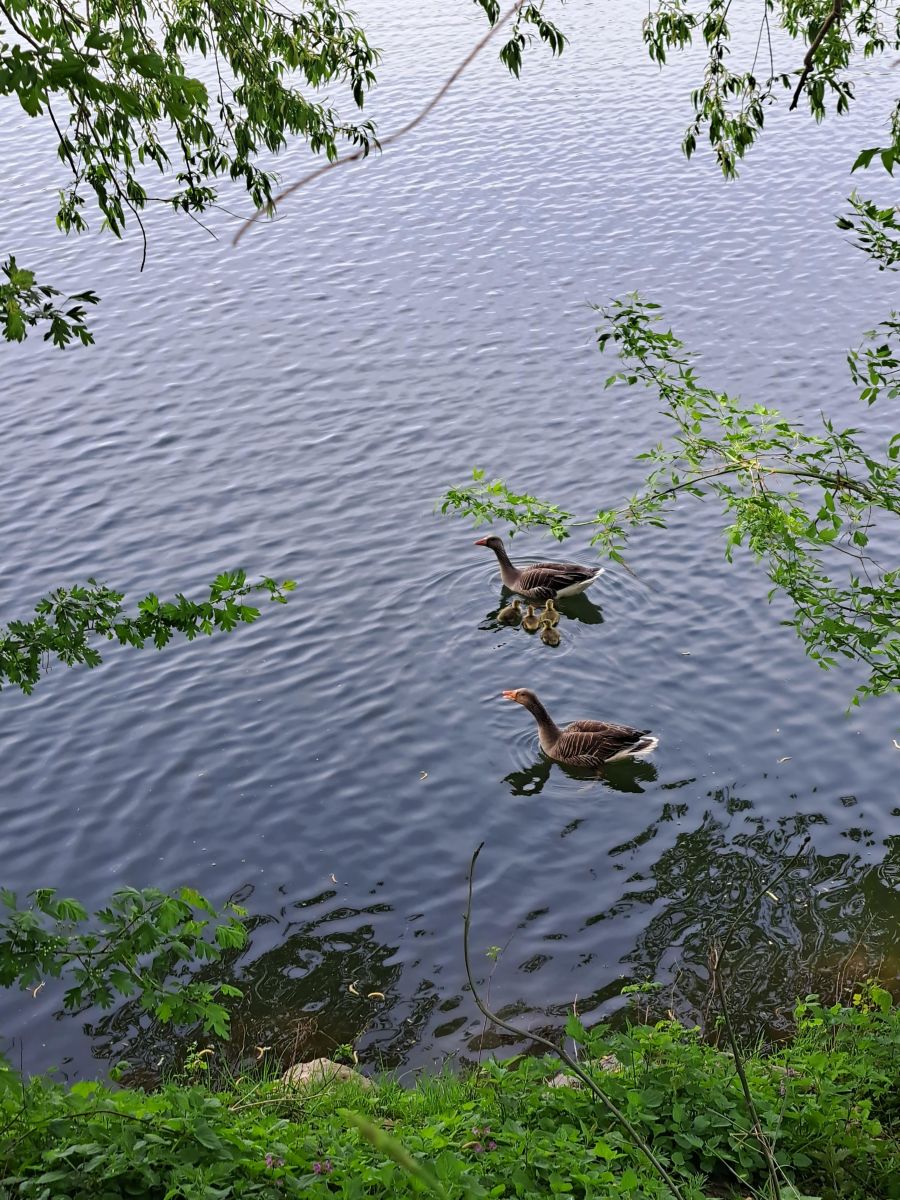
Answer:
xmin=1 ymin=1 xmax=897 ymax=1079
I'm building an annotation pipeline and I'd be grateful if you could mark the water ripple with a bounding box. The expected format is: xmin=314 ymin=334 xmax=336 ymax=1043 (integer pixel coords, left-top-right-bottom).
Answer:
xmin=0 ymin=0 xmax=897 ymax=1076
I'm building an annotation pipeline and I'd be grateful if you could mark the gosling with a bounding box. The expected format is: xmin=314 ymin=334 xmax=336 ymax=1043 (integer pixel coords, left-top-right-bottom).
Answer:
xmin=521 ymin=604 xmax=541 ymax=633
xmin=539 ymin=616 xmax=560 ymax=647
xmin=497 ymin=599 xmax=522 ymax=626
xmin=542 ymin=599 xmax=560 ymax=627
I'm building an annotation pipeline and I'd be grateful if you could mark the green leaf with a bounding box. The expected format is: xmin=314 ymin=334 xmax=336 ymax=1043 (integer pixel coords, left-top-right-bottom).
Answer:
xmin=851 ymin=148 xmax=879 ymax=172
xmin=870 ymin=985 xmax=892 ymax=1013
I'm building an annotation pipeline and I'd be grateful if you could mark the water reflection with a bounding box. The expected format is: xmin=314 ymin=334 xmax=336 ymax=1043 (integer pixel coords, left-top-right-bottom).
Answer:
xmin=42 ymin=800 xmax=900 ymax=1078
xmin=578 ymin=801 xmax=900 ymax=1039
xmin=454 ymin=803 xmax=899 ymax=1061
xmin=552 ymin=592 xmax=605 ymax=625
xmin=81 ymin=891 xmax=438 ymax=1084
xmin=504 ymin=751 xmax=658 ymax=796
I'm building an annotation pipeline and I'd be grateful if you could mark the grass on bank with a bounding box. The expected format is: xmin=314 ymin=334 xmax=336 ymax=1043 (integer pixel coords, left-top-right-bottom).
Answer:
xmin=0 ymin=987 xmax=898 ymax=1200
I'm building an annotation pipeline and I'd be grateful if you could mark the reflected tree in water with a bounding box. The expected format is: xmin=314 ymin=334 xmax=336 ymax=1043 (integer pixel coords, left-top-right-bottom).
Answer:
xmin=80 ymin=890 xmax=439 ymax=1083
xmin=45 ymin=797 xmax=900 ymax=1078
xmin=457 ymin=794 xmax=900 ymax=1059
xmin=579 ymin=798 xmax=900 ymax=1040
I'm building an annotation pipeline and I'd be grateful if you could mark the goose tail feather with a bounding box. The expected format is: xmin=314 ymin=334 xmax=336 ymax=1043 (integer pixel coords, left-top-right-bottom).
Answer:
xmin=606 ymin=734 xmax=659 ymax=763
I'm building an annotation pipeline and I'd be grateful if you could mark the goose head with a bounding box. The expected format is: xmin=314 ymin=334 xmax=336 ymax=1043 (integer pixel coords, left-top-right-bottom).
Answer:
xmin=502 ymin=688 xmax=541 ymax=712
xmin=473 ymin=535 xmax=504 ymax=551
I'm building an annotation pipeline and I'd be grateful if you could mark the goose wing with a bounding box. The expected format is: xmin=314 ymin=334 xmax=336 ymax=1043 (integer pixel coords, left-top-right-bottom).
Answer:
xmin=555 ymin=721 xmax=651 ymax=766
xmin=516 ymin=561 xmax=598 ymax=601
xmin=567 ymin=720 xmax=647 ymax=737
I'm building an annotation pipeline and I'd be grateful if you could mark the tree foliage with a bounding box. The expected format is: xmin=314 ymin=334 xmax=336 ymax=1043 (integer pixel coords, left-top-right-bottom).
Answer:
xmin=3 ymin=1 xmax=899 ymax=346
xmin=642 ymin=0 xmax=900 ymax=267
xmin=0 ymin=884 xmax=247 ymax=1036
xmin=0 ymin=0 xmax=566 ymax=344
xmin=442 ymin=297 xmax=900 ymax=704
xmin=0 ymin=570 xmax=296 ymax=693
xmin=0 ymin=0 xmax=378 ymax=232
xmin=1 ymin=255 xmax=98 ymax=346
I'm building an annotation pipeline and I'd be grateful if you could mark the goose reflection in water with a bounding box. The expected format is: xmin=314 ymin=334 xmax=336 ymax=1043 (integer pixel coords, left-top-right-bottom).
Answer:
xmin=504 ymin=753 xmax=658 ymax=797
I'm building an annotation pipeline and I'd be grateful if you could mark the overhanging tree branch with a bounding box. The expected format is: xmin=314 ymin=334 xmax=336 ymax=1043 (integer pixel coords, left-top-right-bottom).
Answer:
xmin=0 ymin=571 xmax=296 ymax=693
xmin=441 ymin=296 xmax=900 ymax=705
xmin=790 ymin=0 xmax=845 ymax=111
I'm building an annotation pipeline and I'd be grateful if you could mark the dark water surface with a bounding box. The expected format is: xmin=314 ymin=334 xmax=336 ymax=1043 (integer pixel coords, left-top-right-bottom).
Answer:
xmin=1 ymin=2 xmax=898 ymax=1077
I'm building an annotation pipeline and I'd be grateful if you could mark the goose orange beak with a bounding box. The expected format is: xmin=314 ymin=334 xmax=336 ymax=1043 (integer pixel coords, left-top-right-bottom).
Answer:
xmin=501 ymin=690 xmax=519 ymax=702
xmin=473 ymin=536 xmax=489 ymax=546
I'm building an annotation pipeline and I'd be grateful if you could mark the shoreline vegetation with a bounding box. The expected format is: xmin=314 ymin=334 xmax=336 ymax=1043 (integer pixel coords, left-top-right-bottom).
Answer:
xmin=1 ymin=852 xmax=897 ymax=1199
xmin=2 ymin=3 xmax=898 ymax=1198
xmin=1 ymin=985 xmax=898 ymax=1199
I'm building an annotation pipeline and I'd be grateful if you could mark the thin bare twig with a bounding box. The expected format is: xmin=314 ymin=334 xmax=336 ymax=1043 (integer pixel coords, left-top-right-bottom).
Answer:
xmin=710 ymin=951 xmax=782 ymax=1200
xmin=708 ymin=837 xmax=812 ymax=1200
xmin=234 ymin=1 xmax=525 ymax=245
xmin=464 ymin=843 xmax=687 ymax=1200
xmin=45 ymin=98 xmax=79 ymax=178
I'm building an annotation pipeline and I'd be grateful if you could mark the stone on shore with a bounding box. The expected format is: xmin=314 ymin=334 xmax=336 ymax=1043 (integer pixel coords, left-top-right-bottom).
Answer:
xmin=281 ymin=1058 xmax=372 ymax=1091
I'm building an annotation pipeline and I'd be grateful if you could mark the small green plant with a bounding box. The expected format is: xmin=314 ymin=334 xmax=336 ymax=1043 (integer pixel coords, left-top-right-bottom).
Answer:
xmin=182 ymin=1042 xmax=217 ymax=1077
xmin=620 ymin=981 xmax=664 ymax=996
xmin=332 ymin=1042 xmax=358 ymax=1065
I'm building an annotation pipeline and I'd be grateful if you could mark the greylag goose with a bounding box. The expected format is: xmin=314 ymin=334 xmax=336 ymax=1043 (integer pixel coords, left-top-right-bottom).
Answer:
xmin=502 ymin=689 xmax=658 ymax=766
xmin=521 ymin=604 xmax=541 ymax=633
xmin=497 ymin=599 xmax=522 ymax=626
xmin=542 ymin=599 xmax=560 ymax=627
xmin=474 ymin=536 xmax=603 ymax=601
xmin=539 ymin=617 xmax=560 ymax=647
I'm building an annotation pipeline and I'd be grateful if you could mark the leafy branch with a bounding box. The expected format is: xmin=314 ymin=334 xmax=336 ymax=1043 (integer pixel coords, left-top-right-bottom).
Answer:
xmin=442 ymin=296 xmax=900 ymax=704
xmin=1 ymin=0 xmax=380 ymax=342
xmin=0 ymin=570 xmax=296 ymax=693
xmin=0 ymin=884 xmax=247 ymax=1036
xmin=1 ymin=255 xmax=98 ymax=347
xmin=837 ymin=192 xmax=900 ymax=272
xmin=643 ymin=1 xmax=898 ymax=272
xmin=644 ymin=0 xmax=888 ymax=173
xmin=788 ymin=0 xmax=845 ymax=112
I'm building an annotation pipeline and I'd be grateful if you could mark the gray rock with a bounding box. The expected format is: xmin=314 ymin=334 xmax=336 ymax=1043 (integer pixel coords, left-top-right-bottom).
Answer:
xmin=546 ymin=1055 xmax=623 ymax=1090
xmin=547 ymin=1072 xmax=582 ymax=1089
xmin=598 ymin=1053 xmax=623 ymax=1074
xmin=281 ymin=1057 xmax=372 ymax=1091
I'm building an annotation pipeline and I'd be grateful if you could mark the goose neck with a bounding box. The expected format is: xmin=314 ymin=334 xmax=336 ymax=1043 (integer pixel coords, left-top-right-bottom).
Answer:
xmin=490 ymin=541 xmax=518 ymax=586
xmin=525 ymin=696 xmax=560 ymax=748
